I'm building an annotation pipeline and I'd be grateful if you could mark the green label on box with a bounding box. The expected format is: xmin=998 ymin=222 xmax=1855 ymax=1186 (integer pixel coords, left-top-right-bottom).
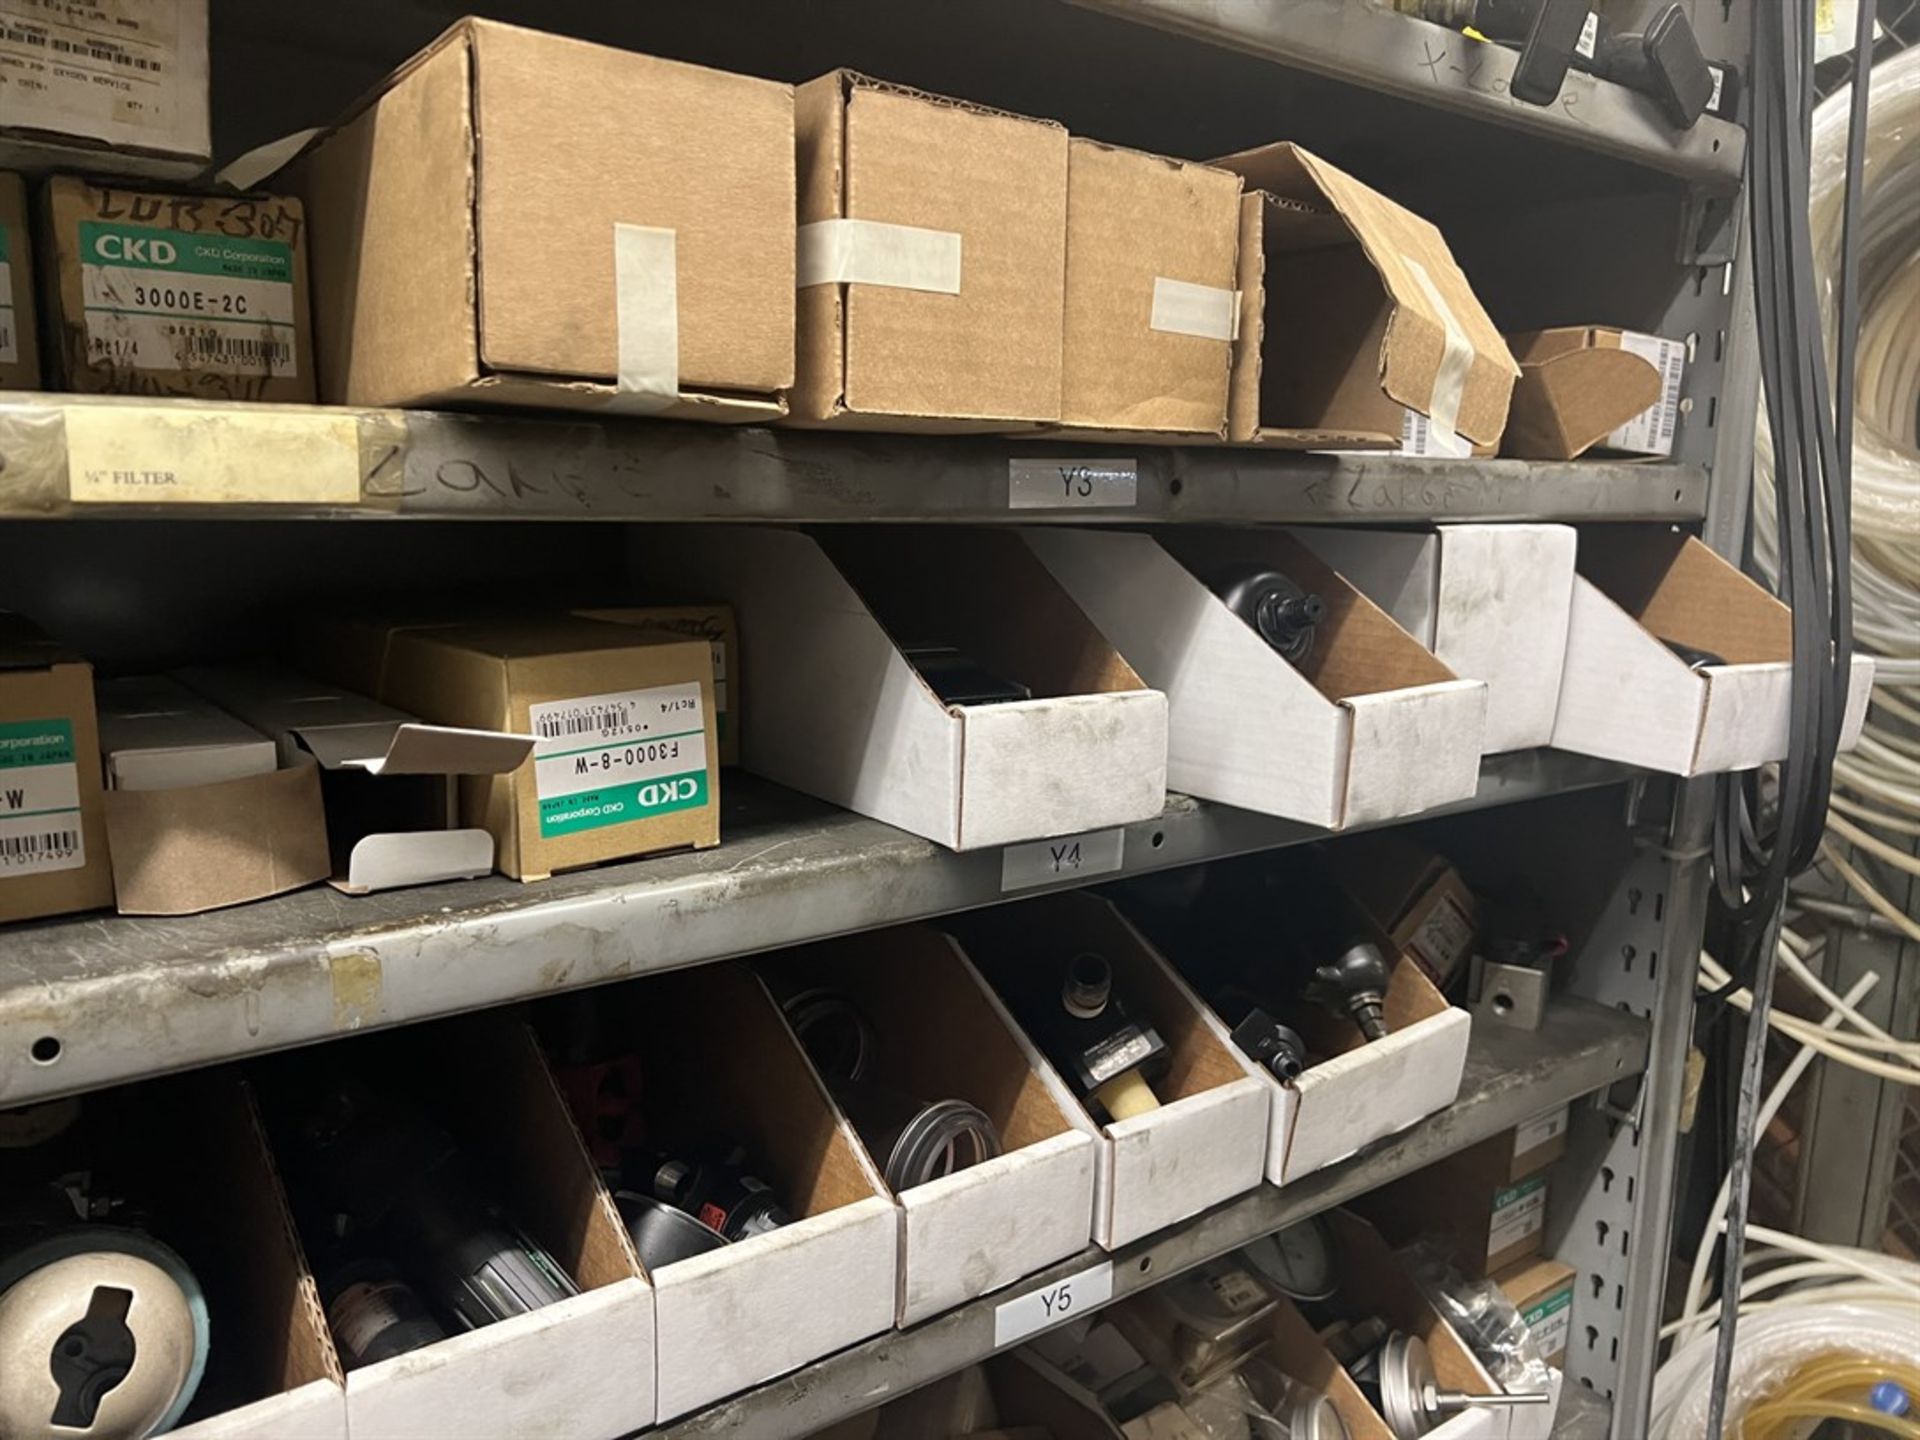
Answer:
xmin=0 ymin=718 xmax=75 ymax=770
xmin=80 ymin=222 xmax=291 ymax=282
xmin=1523 ymin=1290 xmax=1573 ymax=1326
xmin=537 ymin=770 xmax=709 ymax=839
xmin=0 ymin=719 xmax=85 ymax=878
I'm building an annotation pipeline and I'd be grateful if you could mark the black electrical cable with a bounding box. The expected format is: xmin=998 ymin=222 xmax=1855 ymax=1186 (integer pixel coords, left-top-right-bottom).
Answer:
xmin=1700 ymin=4 xmax=1872 ymax=1435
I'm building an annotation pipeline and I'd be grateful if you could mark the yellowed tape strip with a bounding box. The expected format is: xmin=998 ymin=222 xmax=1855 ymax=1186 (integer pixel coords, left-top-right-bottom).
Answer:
xmin=609 ymin=223 xmax=680 ymax=416
xmin=1149 ymin=277 xmax=1239 ymax=342
xmin=797 ymin=219 xmax=962 ymax=294
xmin=1403 ymin=257 xmax=1474 ymax=441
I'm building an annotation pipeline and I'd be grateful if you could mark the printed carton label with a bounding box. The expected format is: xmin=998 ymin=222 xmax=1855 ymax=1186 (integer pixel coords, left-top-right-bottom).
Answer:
xmin=1400 ymin=408 xmax=1473 ymax=458
xmin=1523 ymin=1287 xmax=1573 ymax=1360
xmin=529 ymin=682 xmax=709 ymax=839
xmin=0 ymin=718 xmax=86 ymax=877
xmin=1405 ymin=891 xmax=1475 ymax=985
xmin=1489 ymin=1174 xmax=1549 ymax=1255
xmin=1608 ymin=332 xmax=1685 ymax=456
xmin=79 ymin=220 xmax=297 ymax=376
xmin=1513 ymin=1105 xmax=1569 ymax=1158
xmin=0 ymin=0 xmax=196 ymax=149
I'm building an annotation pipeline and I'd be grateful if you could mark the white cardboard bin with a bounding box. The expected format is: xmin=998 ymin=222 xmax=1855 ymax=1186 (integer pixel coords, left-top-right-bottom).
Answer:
xmin=631 ymin=525 xmax=1168 ymax=849
xmin=957 ymin=892 xmax=1271 ymax=1249
xmin=1553 ymin=532 xmax=1874 ymax=775
xmin=762 ymin=925 xmax=1098 ymax=1326
xmin=1289 ymin=524 xmax=1577 ymax=753
xmin=1022 ymin=528 xmax=1488 ymax=830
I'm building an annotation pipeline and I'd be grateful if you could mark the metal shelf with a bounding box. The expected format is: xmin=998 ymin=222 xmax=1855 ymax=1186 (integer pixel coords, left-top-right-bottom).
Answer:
xmin=0 ymin=752 xmax=1634 ymax=1106
xmin=653 ymin=998 xmax=1650 ymax=1439
xmin=1071 ymin=0 xmax=1745 ymax=186
xmin=0 ymin=395 xmax=1709 ymax=524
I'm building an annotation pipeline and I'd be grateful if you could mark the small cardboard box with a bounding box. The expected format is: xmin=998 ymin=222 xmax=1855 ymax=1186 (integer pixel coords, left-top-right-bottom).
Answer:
xmin=0 ymin=0 xmax=209 ymax=178
xmin=95 ymin=674 xmax=330 ymax=915
xmin=1503 ymin=326 xmax=1684 ymax=460
xmin=1059 ymin=140 xmax=1241 ymax=437
xmin=574 ymin=604 xmax=740 ymax=767
xmin=957 ymin=893 xmax=1270 ymax=1249
xmin=372 ymin=618 xmax=720 ymax=881
xmin=1552 ymin=531 xmax=1875 ymax=775
xmin=1288 ymin=525 xmax=1578 ymax=754
xmin=1214 ymin=143 xmax=1518 ymax=450
xmin=1023 ymin=527 xmax=1487 ymax=831
xmin=1326 ymin=832 xmax=1481 ymax=992
xmin=256 ymin=1016 xmax=656 ymax=1439
xmin=793 ymin=70 xmax=1068 ymax=428
xmin=764 ymin=925 xmax=1098 ymax=1325
xmin=1495 ymin=1256 xmax=1577 ymax=1369
xmin=0 ymin=614 xmax=113 ymax=923
xmin=176 ymin=665 xmax=535 ymax=893
xmin=40 ymin=176 xmax=315 ymax=401
xmin=1355 ymin=1131 xmax=1550 ymax=1277
xmin=591 ymin=963 xmax=899 ymax=1421
xmin=1509 ymin=1104 xmax=1570 ymax=1181
xmin=0 ymin=170 xmax=40 ymax=388
xmin=288 ymin=18 xmax=793 ymax=418
xmin=634 ymin=526 xmax=1168 ymax=850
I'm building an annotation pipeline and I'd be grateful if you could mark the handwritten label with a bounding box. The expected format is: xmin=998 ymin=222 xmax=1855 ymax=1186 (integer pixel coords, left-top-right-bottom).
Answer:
xmin=66 ymin=407 xmax=360 ymax=505
xmin=993 ymin=1261 xmax=1115 ymax=1346
xmin=1001 ymin=828 xmax=1125 ymax=891
xmin=1008 ymin=458 xmax=1137 ymax=510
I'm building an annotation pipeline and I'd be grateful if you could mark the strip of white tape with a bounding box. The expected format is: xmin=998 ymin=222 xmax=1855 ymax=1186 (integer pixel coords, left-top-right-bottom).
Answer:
xmin=1403 ymin=256 xmax=1474 ymax=442
xmin=797 ymin=219 xmax=962 ymax=294
xmin=1149 ymin=277 xmax=1239 ymax=342
xmin=610 ymin=223 xmax=680 ymax=415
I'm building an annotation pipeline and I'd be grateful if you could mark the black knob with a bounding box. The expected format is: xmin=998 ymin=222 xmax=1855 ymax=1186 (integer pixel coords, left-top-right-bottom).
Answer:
xmin=1309 ymin=942 xmax=1392 ymax=1043
xmin=1229 ymin=1008 xmax=1309 ymax=1081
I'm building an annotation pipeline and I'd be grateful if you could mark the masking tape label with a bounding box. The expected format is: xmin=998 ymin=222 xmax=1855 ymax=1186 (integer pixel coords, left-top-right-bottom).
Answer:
xmin=797 ymin=219 xmax=962 ymax=294
xmin=994 ymin=1261 xmax=1115 ymax=1346
xmin=609 ymin=223 xmax=680 ymax=415
xmin=1002 ymin=828 xmax=1126 ymax=890
xmin=0 ymin=719 xmax=85 ymax=877
xmin=1403 ymin=256 xmax=1475 ymax=441
xmin=1149 ymin=277 xmax=1238 ymax=342
xmin=1609 ymin=331 xmax=1685 ymax=456
xmin=66 ymin=406 xmax=360 ymax=505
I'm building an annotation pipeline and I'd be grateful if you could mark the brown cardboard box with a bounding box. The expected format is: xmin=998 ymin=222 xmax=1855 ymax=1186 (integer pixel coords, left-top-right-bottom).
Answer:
xmin=0 ymin=615 xmax=112 ymax=923
xmin=1327 ymin=832 xmax=1480 ymax=990
xmin=1355 ymin=1129 xmax=1550 ymax=1276
xmin=1504 ymin=325 xmax=1684 ymax=459
xmin=376 ymin=617 xmax=720 ymax=880
xmin=574 ymin=604 xmax=740 ymax=766
xmin=289 ymin=19 xmax=793 ymax=419
xmin=0 ymin=0 xmax=210 ymax=179
xmin=1060 ymin=140 xmax=1241 ymax=437
xmin=0 ymin=171 xmax=40 ymax=388
xmin=1213 ymin=144 xmax=1518 ymax=450
xmin=40 ymin=176 xmax=315 ymax=401
xmin=793 ymin=71 xmax=1068 ymax=429
xmin=1495 ymin=1256 xmax=1577 ymax=1368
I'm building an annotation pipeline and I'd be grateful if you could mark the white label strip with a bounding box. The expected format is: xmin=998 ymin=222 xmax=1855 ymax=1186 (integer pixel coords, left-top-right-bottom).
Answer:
xmin=797 ymin=219 xmax=962 ymax=294
xmin=1609 ymin=331 xmax=1685 ymax=456
xmin=1403 ymin=256 xmax=1475 ymax=441
xmin=1400 ymin=409 xmax=1472 ymax=459
xmin=993 ymin=1261 xmax=1115 ymax=1346
xmin=1149 ymin=277 xmax=1238 ymax=342
xmin=1002 ymin=827 xmax=1126 ymax=891
xmin=1007 ymin=458 xmax=1138 ymax=510
xmin=67 ymin=407 xmax=361 ymax=505
xmin=1575 ymin=11 xmax=1600 ymax=60
xmin=609 ymin=223 xmax=680 ymax=415
xmin=1514 ymin=1105 xmax=1570 ymax=1157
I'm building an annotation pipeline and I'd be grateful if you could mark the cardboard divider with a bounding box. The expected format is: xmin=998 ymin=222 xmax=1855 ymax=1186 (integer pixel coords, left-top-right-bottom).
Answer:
xmin=1022 ymin=527 xmax=1486 ymax=830
xmin=593 ymin=962 xmax=899 ymax=1419
xmin=762 ymin=925 xmax=1098 ymax=1324
xmin=631 ymin=525 xmax=1168 ymax=850
xmin=252 ymin=1013 xmax=655 ymax=1439
xmin=1263 ymin=1293 xmax=1397 ymax=1440
xmin=954 ymin=892 xmax=1270 ymax=1249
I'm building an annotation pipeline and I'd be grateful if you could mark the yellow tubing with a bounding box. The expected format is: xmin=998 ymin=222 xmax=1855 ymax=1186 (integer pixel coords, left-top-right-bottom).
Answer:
xmin=1738 ymin=1351 xmax=1920 ymax=1440
xmin=1091 ymin=1069 xmax=1159 ymax=1120
xmin=1741 ymin=1399 xmax=1920 ymax=1439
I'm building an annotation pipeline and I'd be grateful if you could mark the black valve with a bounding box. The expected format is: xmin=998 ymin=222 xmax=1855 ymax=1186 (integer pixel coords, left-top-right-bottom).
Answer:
xmin=1209 ymin=569 xmax=1329 ymax=667
xmin=1308 ymin=941 xmax=1392 ymax=1043
xmin=1229 ymin=1008 xmax=1310 ymax=1081
xmin=1591 ymin=4 xmax=1715 ymax=129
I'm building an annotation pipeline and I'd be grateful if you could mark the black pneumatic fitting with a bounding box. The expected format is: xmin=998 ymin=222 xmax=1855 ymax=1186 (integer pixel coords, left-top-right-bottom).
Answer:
xmin=1309 ymin=941 xmax=1392 ymax=1043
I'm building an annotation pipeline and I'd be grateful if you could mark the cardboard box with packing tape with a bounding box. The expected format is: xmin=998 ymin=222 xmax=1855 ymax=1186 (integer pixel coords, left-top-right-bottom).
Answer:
xmin=1503 ymin=325 xmax=1687 ymax=460
xmin=793 ymin=70 xmax=1068 ymax=429
xmin=0 ymin=171 xmax=40 ymax=389
xmin=285 ymin=18 xmax=793 ymax=419
xmin=1213 ymin=143 xmax=1519 ymax=453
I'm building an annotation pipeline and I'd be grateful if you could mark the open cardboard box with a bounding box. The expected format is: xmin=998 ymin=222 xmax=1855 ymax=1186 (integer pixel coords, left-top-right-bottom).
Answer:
xmin=95 ymin=675 xmax=330 ymax=915
xmin=1503 ymin=326 xmax=1683 ymax=460
xmin=597 ymin=963 xmax=899 ymax=1420
xmin=178 ymin=666 xmax=534 ymax=893
xmin=1212 ymin=143 xmax=1518 ymax=451
xmin=632 ymin=526 xmax=1168 ymax=849
xmin=955 ymin=892 xmax=1270 ymax=1249
xmin=1552 ymin=531 xmax=1874 ymax=775
xmin=254 ymin=1016 xmax=656 ymax=1439
xmin=761 ymin=925 xmax=1097 ymax=1325
xmin=1288 ymin=525 xmax=1578 ymax=754
xmin=1023 ymin=528 xmax=1487 ymax=830
xmin=0 ymin=1073 xmax=347 ymax=1440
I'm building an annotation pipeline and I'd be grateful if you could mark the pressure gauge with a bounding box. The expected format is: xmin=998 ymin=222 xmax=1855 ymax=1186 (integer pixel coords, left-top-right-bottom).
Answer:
xmin=1240 ymin=1213 xmax=1338 ymax=1300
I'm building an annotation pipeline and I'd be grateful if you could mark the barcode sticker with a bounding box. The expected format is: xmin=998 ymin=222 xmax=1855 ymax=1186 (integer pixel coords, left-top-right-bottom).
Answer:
xmin=0 ymin=0 xmax=191 ymax=153
xmin=1575 ymin=11 xmax=1599 ymax=59
xmin=529 ymin=683 xmax=710 ymax=839
xmin=0 ymin=718 xmax=86 ymax=878
xmin=1608 ymin=332 xmax=1685 ymax=456
xmin=1400 ymin=409 xmax=1473 ymax=459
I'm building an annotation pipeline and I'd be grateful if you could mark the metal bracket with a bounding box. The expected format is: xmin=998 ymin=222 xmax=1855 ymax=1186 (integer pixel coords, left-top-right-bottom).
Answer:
xmin=1680 ymin=185 xmax=1741 ymax=266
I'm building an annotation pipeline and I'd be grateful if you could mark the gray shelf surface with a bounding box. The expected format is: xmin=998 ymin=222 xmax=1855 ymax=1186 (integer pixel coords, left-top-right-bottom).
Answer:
xmin=0 ymin=753 xmax=1634 ymax=1106
xmin=1072 ymin=0 xmax=1745 ymax=185
xmin=0 ymin=395 xmax=1710 ymax=524
xmin=652 ymin=997 xmax=1649 ymax=1439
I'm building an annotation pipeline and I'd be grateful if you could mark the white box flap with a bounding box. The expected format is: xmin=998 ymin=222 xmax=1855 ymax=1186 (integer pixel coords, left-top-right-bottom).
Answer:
xmin=1284 ymin=1008 xmax=1471 ymax=1181
xmin=1340 ymin=681 xmax=1486 ymax=826
xmin=956 ymin=692 xmax=1168 ymax=850
xmin=1434 ymin=525 xmax=1576 ymax=753
xmin=1839 ymin=652 xmax=1876 ymax=750
xmin=169 ymin=1377 xmax=347 ymax=1440
xmin=338 ymin=828 xmax=495 ymax=894
xmin=1289 ymin=529 xmax=1440 ymax=646
xmin=337 ymin=722 xmax=535 ymax=776
xmin=1551 ymin=578 xmax=1706 ymax=774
